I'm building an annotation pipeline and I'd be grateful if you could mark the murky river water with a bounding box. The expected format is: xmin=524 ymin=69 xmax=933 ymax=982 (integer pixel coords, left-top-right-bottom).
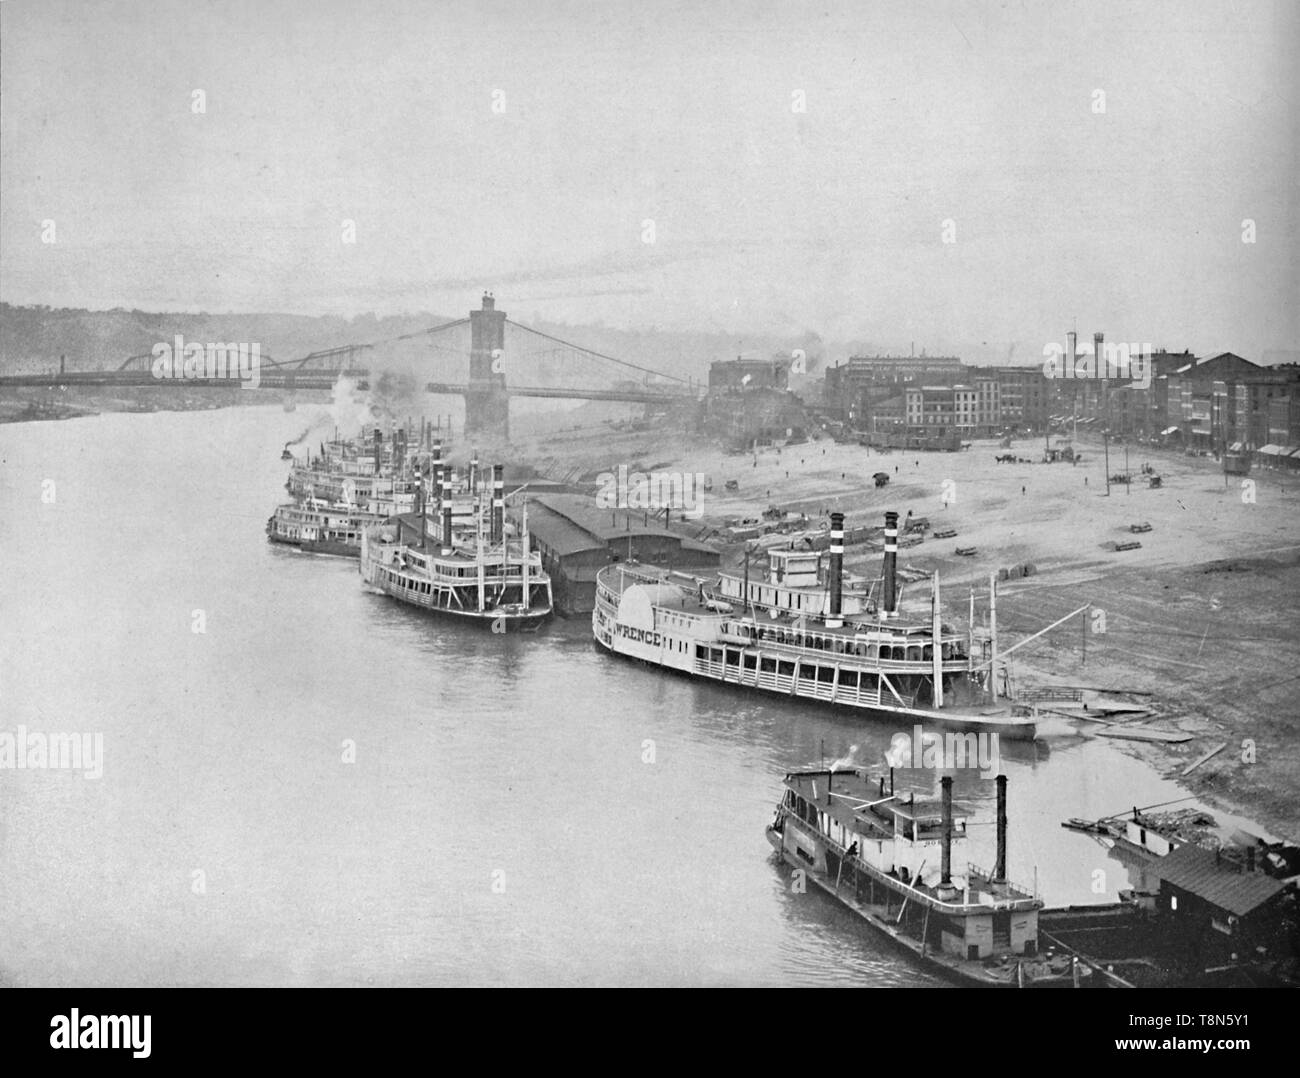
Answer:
xmin=0 ymin=406 xmax=1199 ymax=985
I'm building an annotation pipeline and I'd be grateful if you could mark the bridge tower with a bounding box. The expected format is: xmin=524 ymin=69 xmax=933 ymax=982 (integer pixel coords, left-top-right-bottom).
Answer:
xmin=465 ymin=292 xmax=510 ymax=441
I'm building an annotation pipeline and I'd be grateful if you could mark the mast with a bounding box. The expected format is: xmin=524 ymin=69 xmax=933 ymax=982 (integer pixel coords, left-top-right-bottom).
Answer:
xmin=968 ymin=586 xmax=975 ymax=675
xmin=476 ymin=501 xmax=486 ymax=614
xmin=987 ymin=572 xmax=998 ymax=702
xmin=932 ymin=571 xmax=944 ymax=708
xmin=521 ymin=496 xmax=530 ymax=611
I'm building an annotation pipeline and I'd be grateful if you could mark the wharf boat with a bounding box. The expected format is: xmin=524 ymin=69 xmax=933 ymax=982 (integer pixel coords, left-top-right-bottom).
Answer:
xmin=593 ymin=510 xmax=1037 ymax=738
xmin=767 ymin=769 xmax=1079 ymax=986
xmin=359 ymin=456 xmax=552 ymax=631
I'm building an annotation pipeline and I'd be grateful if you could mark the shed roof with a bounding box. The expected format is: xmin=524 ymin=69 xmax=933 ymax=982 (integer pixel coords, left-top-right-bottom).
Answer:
xmin=1158 ymin=844 xmax=1289 ymax=916
xmin=528 ymin=494 xmax=717 ymax=557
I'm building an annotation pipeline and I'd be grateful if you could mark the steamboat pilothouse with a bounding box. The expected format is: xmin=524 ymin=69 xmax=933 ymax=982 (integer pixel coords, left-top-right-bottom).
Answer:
xmin=593 ymin=510 xmax=1036 ymax=738
xmin=360 ymin=445 xmax=552 ymax=630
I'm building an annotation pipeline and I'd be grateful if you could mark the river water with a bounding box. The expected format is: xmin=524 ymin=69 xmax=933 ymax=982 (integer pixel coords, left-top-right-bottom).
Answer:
xmin=0 ymin=406 xmax=1197 ymax=986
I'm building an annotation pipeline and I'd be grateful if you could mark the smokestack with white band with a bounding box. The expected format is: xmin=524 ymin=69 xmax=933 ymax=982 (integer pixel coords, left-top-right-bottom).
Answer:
xmin=826 ymin=512 xmax=844 ymax=628
xmin=882 ymin=511 xmax=899 ymax=617
xmin=491 ymin=464 xmax=505 ymax=544
xmin=441 ymin=465 xmax=453 ymax=553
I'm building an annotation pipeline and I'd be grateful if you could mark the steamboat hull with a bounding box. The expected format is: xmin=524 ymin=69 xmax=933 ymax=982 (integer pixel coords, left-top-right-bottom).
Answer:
xmin=593 ymin=629 xmax=1036 ymax=740
xmin=267 ymin=533 xmax=361 ymax=558
xmin=764 ymin=825 xmax=1070 ymax=987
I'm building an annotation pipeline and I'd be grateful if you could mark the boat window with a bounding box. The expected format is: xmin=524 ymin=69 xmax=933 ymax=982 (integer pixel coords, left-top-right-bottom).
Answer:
xmin=778 ymin=661 xmax=795 ymax=677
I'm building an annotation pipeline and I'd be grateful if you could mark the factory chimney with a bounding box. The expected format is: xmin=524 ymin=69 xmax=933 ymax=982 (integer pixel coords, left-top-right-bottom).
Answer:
xmin=373 ymin=428 xmax=383 ymax=475
xmin=826 ymin=512 xmax=845 ymax=628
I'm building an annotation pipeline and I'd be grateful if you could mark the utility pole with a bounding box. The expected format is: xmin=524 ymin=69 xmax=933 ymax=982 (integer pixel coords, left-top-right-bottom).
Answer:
xmin=1104 ymin=425 xmax=1111 ymax=496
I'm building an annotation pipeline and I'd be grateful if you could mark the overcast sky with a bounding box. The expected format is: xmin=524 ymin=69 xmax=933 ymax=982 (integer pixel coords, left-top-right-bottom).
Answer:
xmin=2 ymin=0 xmax=1296 ymax=363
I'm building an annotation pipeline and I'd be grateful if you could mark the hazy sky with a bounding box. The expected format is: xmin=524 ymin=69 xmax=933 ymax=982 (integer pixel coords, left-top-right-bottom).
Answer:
xmin=2 ymin=0 xmax=1296 ymax=363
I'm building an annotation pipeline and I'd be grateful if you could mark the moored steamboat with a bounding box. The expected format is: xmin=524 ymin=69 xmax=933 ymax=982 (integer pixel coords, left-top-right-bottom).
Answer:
xmin=359 ymin=448 xmax=552 ymax=631
xmin=593 ymin=510 xmax=1036 ymax=738
xmin=768 ymin=769 xmax=1079 ymax=986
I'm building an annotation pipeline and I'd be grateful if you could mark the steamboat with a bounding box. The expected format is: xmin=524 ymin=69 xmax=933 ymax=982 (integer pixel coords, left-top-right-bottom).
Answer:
xmin=767 ymin=769 xmax=1079 ymax=986
xmin=266 ymin=499 xmax=393 ymax=557
xmin=593 ymin=511 xmax=1037 ymax=738
xmin=359 ymin=451 xmax=552 ymax=630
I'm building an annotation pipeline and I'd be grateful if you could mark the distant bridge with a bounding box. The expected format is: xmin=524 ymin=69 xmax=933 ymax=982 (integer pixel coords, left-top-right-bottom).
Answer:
xmin=0 ymin=294 xmax=703 ymax=439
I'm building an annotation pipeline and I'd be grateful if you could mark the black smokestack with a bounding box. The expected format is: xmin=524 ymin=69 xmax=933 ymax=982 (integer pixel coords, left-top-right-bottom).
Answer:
xmin=373 ymin=429 xmax=382 ymax=475
xmin=941 ymin=775 xmax=953 ymax=886
xmin=882 ymin=511 xmax=899 ymax=616
xmin=827 ymin=511 xmax=845 ymax=628
xmin=994 ymin=774 xmax=1007 ymax=883
xmin=492 ymin=464 xmax=504 ymax=544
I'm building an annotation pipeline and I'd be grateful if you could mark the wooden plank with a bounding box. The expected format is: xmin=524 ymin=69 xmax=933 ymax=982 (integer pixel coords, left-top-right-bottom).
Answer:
xmin=1181 ymin=742 xmax=1228 ymax=776
xmin=1097 ymin=727 xmax=1193 ymax=744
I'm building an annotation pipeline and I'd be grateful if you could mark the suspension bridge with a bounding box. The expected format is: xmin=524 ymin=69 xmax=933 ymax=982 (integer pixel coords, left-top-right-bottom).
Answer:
xmin=0 ymin=293 xmax=704 ymax=439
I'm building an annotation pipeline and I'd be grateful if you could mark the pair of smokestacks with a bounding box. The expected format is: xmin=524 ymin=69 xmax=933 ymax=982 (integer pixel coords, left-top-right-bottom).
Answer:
xmin=938 ymin=774 xmax=1008 ymax=887
xmin=824 ymin=510 xmax=900 ymax=625
xmin=424 ymin=441 xmax=503 ymax=552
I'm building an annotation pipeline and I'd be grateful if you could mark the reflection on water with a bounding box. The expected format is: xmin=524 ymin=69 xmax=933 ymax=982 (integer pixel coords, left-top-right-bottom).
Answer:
xmin=0 ymin=406 xmax=1201 ymax=986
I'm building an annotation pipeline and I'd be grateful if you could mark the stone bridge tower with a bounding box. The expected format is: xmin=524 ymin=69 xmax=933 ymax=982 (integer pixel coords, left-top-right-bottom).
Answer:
xmin=465 ymin=292 xmax=510 ymax=440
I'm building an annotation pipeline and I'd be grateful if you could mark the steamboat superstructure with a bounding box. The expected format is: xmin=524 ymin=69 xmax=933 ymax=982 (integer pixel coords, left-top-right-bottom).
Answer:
xmin=767 ymin=770 xmax=1074 ymax=986
xmin=360 ymin=452 xmax=552 ymax=630
xmin=266 ymin=499 xmax=397 ymax=557
xmin=593 ymin=511 xmax=1036 ymax=738
xmin=273 ymin=423 xmax=426 ymax=555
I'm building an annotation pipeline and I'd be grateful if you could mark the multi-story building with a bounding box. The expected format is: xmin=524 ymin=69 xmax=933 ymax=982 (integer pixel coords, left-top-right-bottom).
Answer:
xmin=823 ymin=354 xmax=964 ymax=425
xmin=953 ymin=384 xmax=978 ymax=434
xmin=709 ymin=356 xmax=790 ymax=394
